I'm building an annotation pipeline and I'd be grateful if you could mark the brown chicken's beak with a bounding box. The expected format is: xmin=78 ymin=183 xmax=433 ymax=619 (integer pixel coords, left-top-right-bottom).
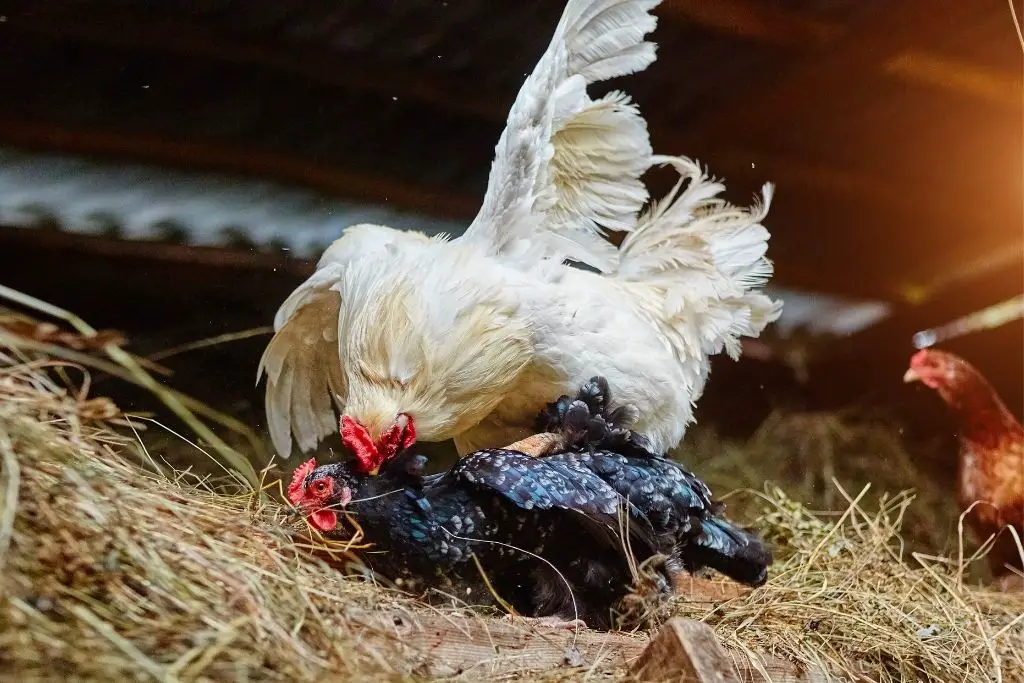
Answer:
xmin=902 ymin=368 xmax=920 ymax=383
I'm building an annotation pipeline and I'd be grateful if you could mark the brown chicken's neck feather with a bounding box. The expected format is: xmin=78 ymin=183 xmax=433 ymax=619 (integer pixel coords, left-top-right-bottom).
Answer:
xmin=940 ymin=369 xmax=1023 ymax=450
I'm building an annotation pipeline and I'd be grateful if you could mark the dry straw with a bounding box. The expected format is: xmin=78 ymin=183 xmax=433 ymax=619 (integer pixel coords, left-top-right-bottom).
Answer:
xmin=0 ymin=294 xmax=1020 ymax=681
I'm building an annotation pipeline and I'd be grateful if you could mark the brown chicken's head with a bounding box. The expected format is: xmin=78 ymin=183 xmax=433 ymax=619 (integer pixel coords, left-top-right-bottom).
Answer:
xmin=904 ymin=348 xmax=956 ymax=387
xmin=287 ymin=458 xmax=358 ymax=532
xmin=903 ymin=348 xmax=985 ymax=408
xmin=340 ymin=413 xmax=416 ymax=475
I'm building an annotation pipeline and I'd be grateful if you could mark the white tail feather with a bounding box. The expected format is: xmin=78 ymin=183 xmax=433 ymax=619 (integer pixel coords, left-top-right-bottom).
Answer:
xmin=618 ymin=155 xmax=783 ymax=360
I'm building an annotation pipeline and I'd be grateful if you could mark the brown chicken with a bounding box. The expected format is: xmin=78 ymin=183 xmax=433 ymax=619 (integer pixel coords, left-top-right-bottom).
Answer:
xmin=904 ymin=349 xmax=1024 ymax=590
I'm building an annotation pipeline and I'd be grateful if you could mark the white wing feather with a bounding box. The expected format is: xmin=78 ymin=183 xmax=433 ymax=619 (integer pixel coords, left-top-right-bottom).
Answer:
xmin=258 ymin=265 xmax=347 ymax=457
xmin=460 ymin=0 xmax=660 ymax=272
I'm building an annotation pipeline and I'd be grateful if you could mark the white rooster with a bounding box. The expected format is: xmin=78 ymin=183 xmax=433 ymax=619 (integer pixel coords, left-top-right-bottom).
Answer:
xmin=259 ymin=0 xmax=782 ymax=474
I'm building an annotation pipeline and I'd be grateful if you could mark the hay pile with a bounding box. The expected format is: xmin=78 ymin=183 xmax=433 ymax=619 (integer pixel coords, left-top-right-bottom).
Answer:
xmin=1 ymin=300 xmax=1022 ymax=682
xmin=669 ymin=489 xmax=1024 ymax=682
xmin=0 ymin=347 xmax=403 ymax=681
xmin=676 ymin=412 xmax=956 ymax=558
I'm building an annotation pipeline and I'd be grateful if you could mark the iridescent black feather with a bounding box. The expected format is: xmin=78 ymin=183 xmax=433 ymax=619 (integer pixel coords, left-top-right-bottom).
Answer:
xmin=536 ymin=377 xmax=773 ymax=587
xmin=300 ymin=446 xmax=656 ymax=627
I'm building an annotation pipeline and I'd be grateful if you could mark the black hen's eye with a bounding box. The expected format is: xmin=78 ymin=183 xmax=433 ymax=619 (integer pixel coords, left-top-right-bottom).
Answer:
xmin=311 ymin=480 xmax=330 ymax=495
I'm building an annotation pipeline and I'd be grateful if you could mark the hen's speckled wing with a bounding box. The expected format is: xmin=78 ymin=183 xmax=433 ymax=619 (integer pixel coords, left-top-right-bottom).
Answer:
xmin=446 ymin=448 xmax=625 ymax=519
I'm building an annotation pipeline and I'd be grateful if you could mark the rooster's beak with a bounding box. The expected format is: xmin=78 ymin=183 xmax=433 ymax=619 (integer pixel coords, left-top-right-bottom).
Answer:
xmin=902 ymin=368 xmax=920 ymax=383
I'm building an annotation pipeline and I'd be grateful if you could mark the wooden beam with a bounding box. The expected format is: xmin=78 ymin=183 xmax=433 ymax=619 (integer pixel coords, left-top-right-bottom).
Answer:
xmin=676 ymin=1 xmax=1010 ymax=153
xmin=0 ymin=226 xmax=315 ymax=279
xmin=0 ymin=118 xmax=480 ymax=220
xmin=883 ymin=50 xmax=1023 ymax=110
xmin=660 ymin=1 xmax=1015 ymax=111
xmin=898 ymin=242 xmax=1024 ymax=305
xmin=660 ymin=0 xmax=839 ymax=48
xmin=819 ymin=254 xmax=1024 ymax=366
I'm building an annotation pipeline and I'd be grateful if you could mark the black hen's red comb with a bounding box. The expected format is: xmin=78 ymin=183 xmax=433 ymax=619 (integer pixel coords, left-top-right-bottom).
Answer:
xmin=288 ymin=458 xmax=318 ymax=504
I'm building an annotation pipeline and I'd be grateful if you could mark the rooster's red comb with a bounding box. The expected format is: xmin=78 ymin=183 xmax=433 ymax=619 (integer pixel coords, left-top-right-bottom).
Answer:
xmin=341 ymin=416 xmax=380 ymax=474
xmin=288 ymin=458 xmax=318 ymax=505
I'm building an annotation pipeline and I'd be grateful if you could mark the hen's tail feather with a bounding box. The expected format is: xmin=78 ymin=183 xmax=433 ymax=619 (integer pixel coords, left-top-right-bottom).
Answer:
xmin=536 ymin=376 xmax=653 ymax=455
xmin=685 ymin=516 xmax=773 ymax=587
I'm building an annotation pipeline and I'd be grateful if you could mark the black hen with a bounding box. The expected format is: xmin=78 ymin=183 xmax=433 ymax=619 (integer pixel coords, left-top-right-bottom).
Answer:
xmin=287 ymin=378 xmax=772 ymax=627
xmin=289 ymin=445 xmax=659 ymax=628
xmin=536 ymin=377 xmax=773 ymax=587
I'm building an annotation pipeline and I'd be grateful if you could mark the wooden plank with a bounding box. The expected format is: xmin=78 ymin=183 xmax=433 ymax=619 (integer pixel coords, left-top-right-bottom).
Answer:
xmin=728 ymin=649 xmax=843 ymax=683
xmin=632 ymin=618 xmax=741 ymax=682
xmin=678 ymin=1 xmax=1001 ymax=152
xmin=319 ymin=612 xmax=849 ymax=682
xmin=350 ymin=611 xmax=649 ymax=678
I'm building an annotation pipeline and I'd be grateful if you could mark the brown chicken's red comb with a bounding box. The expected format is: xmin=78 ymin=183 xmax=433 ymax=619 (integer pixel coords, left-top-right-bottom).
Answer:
xmin=909 ymin=349 xmax=930 ymax=365
xmin=288 ymin=458 xmax=318 ymax=504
